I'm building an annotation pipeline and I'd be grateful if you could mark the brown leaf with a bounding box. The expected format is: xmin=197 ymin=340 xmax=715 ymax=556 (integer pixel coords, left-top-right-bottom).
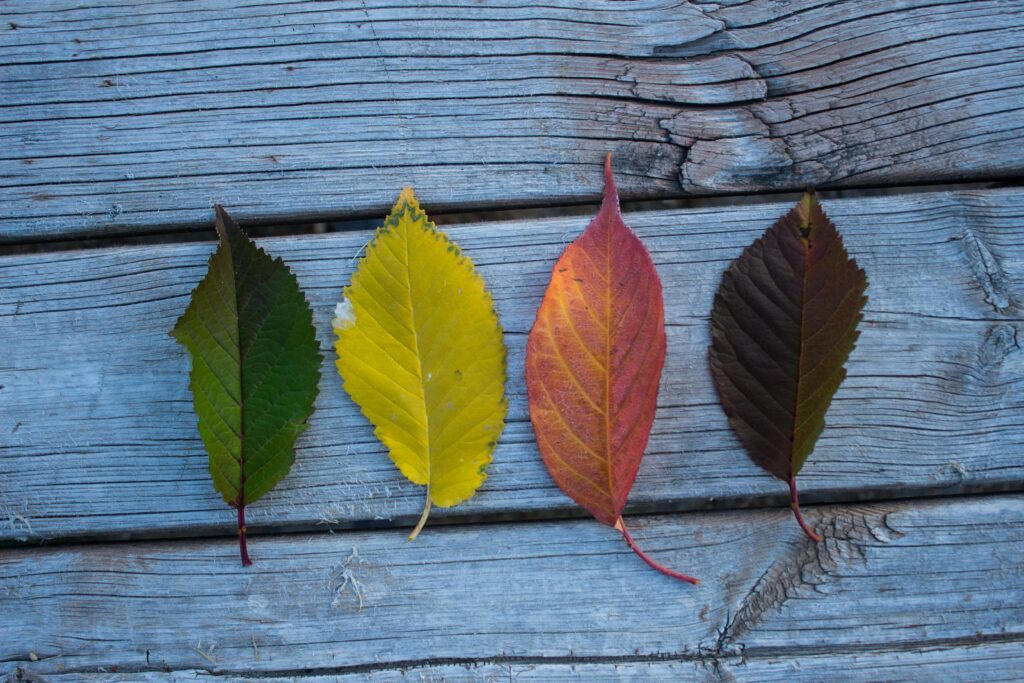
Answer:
xmin=709 ymin=193 xmax=868 ymax=541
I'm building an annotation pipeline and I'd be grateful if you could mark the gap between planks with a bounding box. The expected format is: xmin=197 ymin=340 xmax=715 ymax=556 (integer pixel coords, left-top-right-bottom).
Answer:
xmin=0 ymin=484 xmax=1021 ymax=553
xmin=11 ymin=636 xmax=1024 ymax=681
xmin=0 ymin=178 xmax=1017 ymax=252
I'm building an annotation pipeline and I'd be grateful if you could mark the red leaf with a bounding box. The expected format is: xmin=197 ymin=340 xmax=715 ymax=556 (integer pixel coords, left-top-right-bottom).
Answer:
xmin=525 ymin=155 xmax=697 ymax=585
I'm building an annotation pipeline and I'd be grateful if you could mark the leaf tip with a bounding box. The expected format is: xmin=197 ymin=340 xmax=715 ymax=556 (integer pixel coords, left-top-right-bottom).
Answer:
xmin=797 ymin=190 xmax=821 ymax=231
xmin=394 ymin=186 xmax=419 ymax=213
xmin=213 ymin=204 xmax=237 ymax=244
xmin=598 ymin=152 xmax=621 ymax=220
xmin=603 ymin=153 xmax=616 ymax=193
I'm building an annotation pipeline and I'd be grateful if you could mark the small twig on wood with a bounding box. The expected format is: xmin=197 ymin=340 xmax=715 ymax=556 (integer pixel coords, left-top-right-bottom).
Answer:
xmin=194 ymin=640 xmax=218 ymax=666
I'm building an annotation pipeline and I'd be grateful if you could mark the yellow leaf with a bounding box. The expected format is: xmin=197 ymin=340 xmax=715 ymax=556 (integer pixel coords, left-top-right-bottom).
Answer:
xmin=333 ymin=188 xmax=507 ymax=540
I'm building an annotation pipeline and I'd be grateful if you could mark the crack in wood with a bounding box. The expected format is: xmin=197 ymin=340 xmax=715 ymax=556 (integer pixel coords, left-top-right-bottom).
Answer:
xmin=961 ymin=227 xmax=1013 ymax=312
xmin=8 ymin=632 xmax=1024 ymax=680
xmin=5 ymin=1 xmax=1024 ymax=238
xmin=2 ymin=495 xmax=1022 ymax=679
xmin=712 ymin=505 xmax=905 ymax=656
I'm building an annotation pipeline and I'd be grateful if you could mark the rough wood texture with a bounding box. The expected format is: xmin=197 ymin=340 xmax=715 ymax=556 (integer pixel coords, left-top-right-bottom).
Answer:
xmin=4 ymin=0 xmax=1024 ymax=240
xmin=1 ymin=190 xmax=1021 ymax=544
xmin=24 ymin=642 xmax=1024 ymax=683
xmin=2 ymin=495 xmax=1022 ymax=678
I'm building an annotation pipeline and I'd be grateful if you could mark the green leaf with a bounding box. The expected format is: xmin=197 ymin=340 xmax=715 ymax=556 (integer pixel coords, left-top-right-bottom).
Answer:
xmin=172 ymin=206 xmax=322 ymax=565
xmin=708 ymin=193 xmax=868 ymax=542
xmin=333 ymin=188 xmax=507 ymax=541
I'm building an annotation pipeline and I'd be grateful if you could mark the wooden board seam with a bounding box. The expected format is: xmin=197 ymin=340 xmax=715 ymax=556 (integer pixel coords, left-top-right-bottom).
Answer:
xmin=8 ymin=631 xmax=1023 ymax=679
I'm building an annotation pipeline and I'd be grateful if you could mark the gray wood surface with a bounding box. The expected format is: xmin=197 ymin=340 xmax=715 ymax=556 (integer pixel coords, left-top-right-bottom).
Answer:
xmin=26 ymin=642 xmax=1024 ymax=683
xmin=2 ymin=494 xmax=1022 ymax=679
xmin=1 ymin=190 xmax=1021 ymax=544
xmin=4 ymin=0 xmax=1024 ymax=240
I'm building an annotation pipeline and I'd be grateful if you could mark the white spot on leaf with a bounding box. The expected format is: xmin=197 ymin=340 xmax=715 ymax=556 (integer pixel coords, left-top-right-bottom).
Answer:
xmin=333 ymin=299 xmax=355 ymax=330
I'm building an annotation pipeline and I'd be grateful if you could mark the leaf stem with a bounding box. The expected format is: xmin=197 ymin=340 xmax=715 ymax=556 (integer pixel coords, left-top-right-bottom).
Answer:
xmin=238 ymin=502 xmax=252 ymax=566
xmin=788 ymin=476 xmax=822 ymax=542
xmin=615 ymin=517 xmax=698 ymax=585
xmin=408 ymin=497 xmax=432 ymax=541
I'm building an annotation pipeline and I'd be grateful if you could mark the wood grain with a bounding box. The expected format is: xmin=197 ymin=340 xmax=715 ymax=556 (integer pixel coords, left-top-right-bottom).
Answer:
xmin=3 ymin=0 xmax=1024 ymax=239
xmin=2 ymin=494 xmax=1022 ymax=678
xmin=1 ymin=190 xmax=1021 ymax=544
xmin=26 ymin=644 xmax=1024 ymax=683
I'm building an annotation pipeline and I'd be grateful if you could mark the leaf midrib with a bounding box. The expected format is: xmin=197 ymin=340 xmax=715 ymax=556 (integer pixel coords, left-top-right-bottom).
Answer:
xmin=223 ymin=226 xmax=246 ymax=508
xmin=791 ymin=215 xmax=812 ymax=482
xmin=401 ymin=212 xmax=432 ymax=495
xmin=604 ymin=213 xmax=615 ymax=511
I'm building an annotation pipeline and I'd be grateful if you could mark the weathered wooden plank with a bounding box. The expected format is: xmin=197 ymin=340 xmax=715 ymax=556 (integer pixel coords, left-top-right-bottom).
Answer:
xmin=19 ymin=640 xmax=1024 ymax=681
xmin=1 ymin=190 xmax=1022 ymax=544
xmin=2 ymin=495 xmax=1022 ymax=677
xmin=3 ymin=0 xmax=1024 ymax=239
